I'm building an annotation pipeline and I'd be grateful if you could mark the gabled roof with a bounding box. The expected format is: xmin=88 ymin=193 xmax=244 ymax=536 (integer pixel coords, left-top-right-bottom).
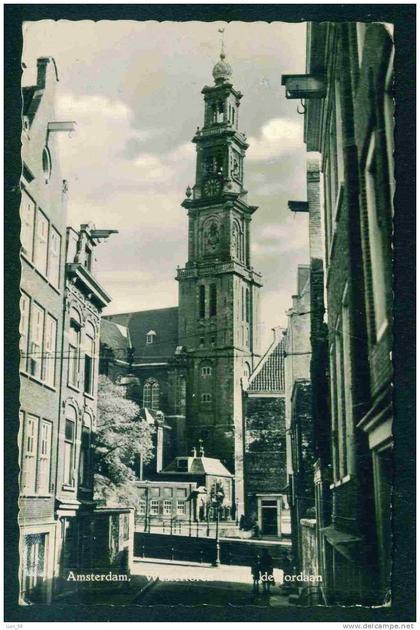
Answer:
xmin=100 ymin=318 xmax=131 ymax=360
xmin=104 ymin=307 xmax=179 ymax=362
xmin=247 ymin=332 xmax=285 ymax=394
xmin=161 ymin=456 xmax=233 ymax=477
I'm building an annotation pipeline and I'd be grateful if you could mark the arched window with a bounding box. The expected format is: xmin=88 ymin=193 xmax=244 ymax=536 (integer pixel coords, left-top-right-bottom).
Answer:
xmin=143 ymin=378 xmax=160 ymax=410
xmin=84 ymin=321 xmax=95 ymax=395
xmin=64 ymin=405 xmax=77 ymax=486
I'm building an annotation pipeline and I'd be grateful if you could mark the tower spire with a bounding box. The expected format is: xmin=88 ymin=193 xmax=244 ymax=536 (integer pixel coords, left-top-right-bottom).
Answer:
xmin=218 ymin=28 xmax=225 ymax=59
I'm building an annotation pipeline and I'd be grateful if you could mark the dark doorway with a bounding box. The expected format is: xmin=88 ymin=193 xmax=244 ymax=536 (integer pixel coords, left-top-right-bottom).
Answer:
xmin=261 ymin=507 xmax=278 ymax=536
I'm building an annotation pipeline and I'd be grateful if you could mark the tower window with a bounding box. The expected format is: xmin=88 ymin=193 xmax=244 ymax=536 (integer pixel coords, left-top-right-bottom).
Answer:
xmin=199 ymin=285 xmax=206 ymax=319
xmin=199 ymin=337 xmax=205 ymax=348
xmin=246 ymin=288 xmax=251 ymax=323
xmin=201 ymin=366 xmax=212 ymax=377
xmin=211 ymin=336 xmax=216 ymax=347
xmin=209 ymin=284 xmax=217 ymax=317
xmin=201 ymin=393 xmax=212 ymax=403
xmin=146 ymin=330 xmax=156 ymax=344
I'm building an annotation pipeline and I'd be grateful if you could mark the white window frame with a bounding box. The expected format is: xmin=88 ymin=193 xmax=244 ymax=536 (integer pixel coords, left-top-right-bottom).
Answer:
xmin=201 ymin=366 xmax=212 ymax=377
xmin=42 ymin=314 xmax=57 ymax=387
xmin=28 ymin=302 xmax=44 ymax=380
xmin=20 ymin=190 xmax=35 ymax=260
xmin=47 ymin=226 xmax=61 ymax=288
xmin=37 ymin=420 xmax=52 ymax=494
xmin=163 ymin=500 xmax=172 ymax=516
xmin=33 ymin=209 xmax=49 ymax=276
xmin=21 ymin=414 xmax=39 ymax=494
xmin=20 ymin=292 xmax=30 ymax=372
xmin=176 ymin=500 xmax=186 ymax=516
xmin=64 ymin=410 xmax=76 ymax=487
xmin=150 ymin=500 xmax=160 ymax=516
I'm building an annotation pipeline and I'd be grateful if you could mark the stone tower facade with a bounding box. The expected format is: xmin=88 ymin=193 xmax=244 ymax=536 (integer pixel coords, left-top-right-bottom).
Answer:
xmin=176 ymin=51 xmax=262 ymax=511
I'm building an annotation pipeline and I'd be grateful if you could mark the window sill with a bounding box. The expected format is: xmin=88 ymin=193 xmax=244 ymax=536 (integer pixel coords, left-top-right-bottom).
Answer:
xmin=67 ymin=383 xmax=81 ymax=394
xmin=19 ymin=493 xmax=53 ymax=498
xmin=62 ymin=484 xmax=76 ymax=491
xmin=20 ymin=371 xmax=57 ymax=392
xmin=329 ymin=474 xmax=353 ymax=490
xmin=83 ymin=391 xmax=95 ymax=401
xmin=20 ymin=253 xmax=62 ymax=295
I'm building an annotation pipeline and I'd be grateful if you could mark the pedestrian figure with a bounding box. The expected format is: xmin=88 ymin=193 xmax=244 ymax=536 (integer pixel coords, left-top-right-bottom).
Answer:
xmin=251 ymin=554 xmax=261 ymax=593
xmin=260 ymin=549 xmax=274 ymax=594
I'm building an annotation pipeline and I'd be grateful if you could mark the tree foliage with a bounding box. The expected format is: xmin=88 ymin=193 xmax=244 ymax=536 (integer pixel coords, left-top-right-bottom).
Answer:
xmin=94 ymin=375 xmax=154 ymax=507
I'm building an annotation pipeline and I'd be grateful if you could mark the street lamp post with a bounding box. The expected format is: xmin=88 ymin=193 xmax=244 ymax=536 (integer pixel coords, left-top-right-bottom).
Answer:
xmin=211 ymin=481 xmax=225 ymax=567
xmin=214 ymin=505 xmax=220 ymax=567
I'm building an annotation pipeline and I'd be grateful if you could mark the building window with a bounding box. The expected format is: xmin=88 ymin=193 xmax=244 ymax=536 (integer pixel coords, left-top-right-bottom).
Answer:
xmin=330 ymin=289 xmax=354 ymax=483
xmin=68 ymin=310 xmax=81 ymax=388
xmin=143 ymin=378 xmax=160 ymax=410
xmin=199 ymin=285 xmax=206 ymax=319
xmin=366 ymin=135 xmax=388 ymax=340
xmin=150 ymin=500 xmax=160 ymax=516
xmin=146 ymin=330 xmax=156 ymax=344
xmin=176 ymin=500 xmax=186 ymax=515
xmin=64 ymin=409 xmax=76 ymax=486
xmin=28 ymin=302 xmax=44 ymax=380
xmin=163 ymin=500 xmax=172 ymax=516
xmin=176 ymin=458 xmax=188 ymax=471
xmin=21 ymin=414 xmax=38 ymax=494
xmin=33 ymin=209 xmax=49 ymax=276
xmin=47 ymin=227 xmax=61 ymax=288
xmin=199 ymin=337 xmax=205 ymax=348
xmin=209 ymin=284 xmax=217 ymax=316
xmin=42 ymin=314 xmax=57 ymax=387
xmin=20 ymin=190 xmax=35 ymax=260
xmin=84 ymin=322 xmax=95 ymax=395
xmin=201 ymin=393 xmax=212 ymax=403
xmin=79 ymin=425 xmax=91 ymax=488
xmin=138 ymin=501 xmax=146 ymax=515
xmin=37 ymin=420 xmax=52 ymax=494
xmin=245 ymin=288 xmax=251 ymax=323
xmin=176 ymin=488 xmax=187 ymax=498
xmin=201 ymin=366 xmax=212 ymax=377
xmin=20 ymin=292 xmax=30 ymax=371
xmin=42 ymin=147 xmax=52 ymax=183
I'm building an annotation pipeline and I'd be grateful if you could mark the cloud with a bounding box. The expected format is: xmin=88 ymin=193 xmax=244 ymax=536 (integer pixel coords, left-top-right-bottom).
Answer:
xmin=253 ymin=217 xmax=309 ymax=256
xmin=247 ymin=117 xmax=304 ymax=162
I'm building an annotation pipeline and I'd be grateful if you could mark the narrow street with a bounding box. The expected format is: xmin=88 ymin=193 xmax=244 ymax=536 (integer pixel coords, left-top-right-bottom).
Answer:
xmin=130 ymin=559 xmax=291 ymax=607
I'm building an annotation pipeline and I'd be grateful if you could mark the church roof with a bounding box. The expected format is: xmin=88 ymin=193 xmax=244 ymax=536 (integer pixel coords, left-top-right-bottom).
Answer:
xmin=247 ymin=332 xmax=285 ymax=395
xmin=103 ymin=307 xmax=179 ymax=363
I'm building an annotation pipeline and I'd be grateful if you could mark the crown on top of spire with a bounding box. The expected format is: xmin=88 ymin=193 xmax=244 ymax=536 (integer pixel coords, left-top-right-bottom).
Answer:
xmin=212 ymin=28 xmax=232 ymax=84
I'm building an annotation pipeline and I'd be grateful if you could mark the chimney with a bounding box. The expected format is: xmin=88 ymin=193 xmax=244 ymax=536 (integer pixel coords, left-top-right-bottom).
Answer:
xmin=191 ymin=446 xmax=197 ymax=457
xmin=297 ymin=265 xmax=310 ymax=295
xmin=198 ymin=439 xmax=205 ymax=458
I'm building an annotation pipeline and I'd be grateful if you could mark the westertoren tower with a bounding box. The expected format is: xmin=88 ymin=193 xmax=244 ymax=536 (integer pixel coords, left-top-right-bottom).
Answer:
xmin=176 ymin=47 xmax=262 ymax=512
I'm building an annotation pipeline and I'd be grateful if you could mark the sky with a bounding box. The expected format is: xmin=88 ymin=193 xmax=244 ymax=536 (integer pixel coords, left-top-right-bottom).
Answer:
xmin=22 ymin=20 xmax=309 ymax=351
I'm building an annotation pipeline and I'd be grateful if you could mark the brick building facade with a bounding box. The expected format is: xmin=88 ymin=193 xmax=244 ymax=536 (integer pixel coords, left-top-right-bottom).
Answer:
xmin=283 ymin=21 xmax=394 ymax=605
xmin=243 ymin=329 xmax=288 ymax=537
xmin=19 ymin=57 xmax=128 ymax=604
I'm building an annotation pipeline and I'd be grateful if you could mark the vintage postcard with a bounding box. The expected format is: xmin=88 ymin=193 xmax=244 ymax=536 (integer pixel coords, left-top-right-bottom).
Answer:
xmin=4 ymin=4 xmax=415 ymax=625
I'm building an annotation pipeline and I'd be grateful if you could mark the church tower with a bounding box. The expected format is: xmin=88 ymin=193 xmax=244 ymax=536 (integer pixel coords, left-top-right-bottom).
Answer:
xmin=176 ymin=48 xmax=262 ymax=512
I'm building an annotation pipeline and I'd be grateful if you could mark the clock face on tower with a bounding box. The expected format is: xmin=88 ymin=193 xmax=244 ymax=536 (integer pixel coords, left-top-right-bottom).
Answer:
xmin=203 ymin=177 xmax=222 ymax=198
